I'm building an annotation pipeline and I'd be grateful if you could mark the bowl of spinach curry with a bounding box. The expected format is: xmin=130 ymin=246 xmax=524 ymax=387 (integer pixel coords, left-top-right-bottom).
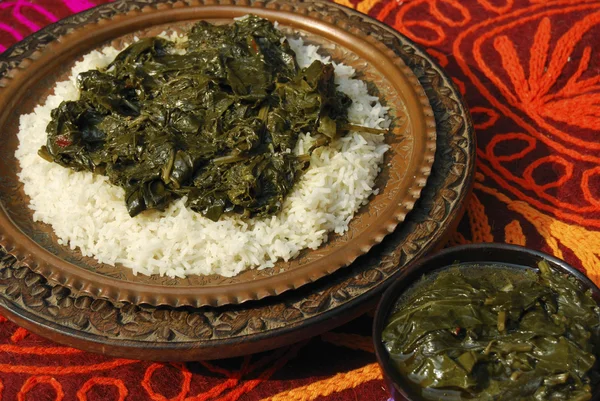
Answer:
xmin=373 ymin=243 xmax=600 ymax=401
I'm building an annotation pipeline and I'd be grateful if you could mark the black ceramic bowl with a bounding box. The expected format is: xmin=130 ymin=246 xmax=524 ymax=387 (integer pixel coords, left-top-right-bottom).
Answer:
xmin=373 ymin=243 xmax=600 ymax=401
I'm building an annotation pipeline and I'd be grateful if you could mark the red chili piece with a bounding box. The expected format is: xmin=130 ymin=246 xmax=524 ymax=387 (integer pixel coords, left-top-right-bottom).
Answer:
xmin=55 ymin=135 xmax=72 ymax=148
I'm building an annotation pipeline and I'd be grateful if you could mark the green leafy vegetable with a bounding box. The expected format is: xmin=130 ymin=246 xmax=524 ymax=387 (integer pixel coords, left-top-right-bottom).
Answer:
xmin=39 ymin=15 xmax=358 ymax=221
xmin=383 ymin=261 xmax=600 ymax=401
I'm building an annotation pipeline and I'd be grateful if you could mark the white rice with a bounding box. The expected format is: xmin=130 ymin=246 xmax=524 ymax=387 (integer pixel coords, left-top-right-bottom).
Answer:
xmin=15 ymin=36 xmax=390 ymax=278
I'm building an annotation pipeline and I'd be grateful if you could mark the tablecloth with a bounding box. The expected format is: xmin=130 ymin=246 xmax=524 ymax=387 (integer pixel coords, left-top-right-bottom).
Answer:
xmin=0 ymin=0 xmax=599 ymax=399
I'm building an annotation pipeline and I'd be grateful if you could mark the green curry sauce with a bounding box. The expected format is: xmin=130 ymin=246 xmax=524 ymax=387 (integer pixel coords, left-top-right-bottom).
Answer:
xmin=39 ymin=16 xmax=380 ymax=221
xmin=382 ymin=261 xmax=600 ymax=401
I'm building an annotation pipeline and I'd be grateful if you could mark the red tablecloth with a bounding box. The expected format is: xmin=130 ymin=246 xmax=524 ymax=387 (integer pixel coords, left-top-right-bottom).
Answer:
xmin=1 ymin=0 xmax=599 ymax=400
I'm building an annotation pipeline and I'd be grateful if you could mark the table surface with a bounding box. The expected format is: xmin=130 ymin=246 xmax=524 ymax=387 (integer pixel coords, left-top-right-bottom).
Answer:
xmin=1 ymin=0 xmax=599 ymax=400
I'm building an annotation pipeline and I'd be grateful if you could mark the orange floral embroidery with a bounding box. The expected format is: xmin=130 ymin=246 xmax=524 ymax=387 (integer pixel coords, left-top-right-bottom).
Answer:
xmin=455 ymin=1 xmax=600 ymax=227
xmin=486 ymin=133 xmax=536 ymax=162
xmin=142 ymin=363 xmax=192 ymax=401
xmin=456 ymin=2 xmax=600 ymax=161
xmin=582 ymin=167 xmax=600 ymax=207
xmin=10 ymin=327 xmax=29 ymax=343
xmin=471 ymin=107 xmax=500 ymax=130
xmin=0 ymin=344 xmax=81 ymax=355
xmin=475 ymin=183 xmax=600 ymax=285
xmin=476 ymin=0 xmax=514 ymax=14
xmin=260 ymin=363 xmax=383 ymax=401
xmin=467 ymin=194 xmax=494 ymax=243
xmin=505 ymin=220 xmax=526 ymax=246
xmin=77 ymin=377 xmax=128 ymax=401
xmin=376 ymin=0 xmax=399 ymax=21
xmin=17 ymin=376 xmax=64 ymax=401
xmin=492 ymin=14 xmax=600 ymax=137
xmin=452 ymin=77 xmax=467 ymax=95
xmin=426 ymin=48 xmax=448 ymax=67
xmin=393 ymin=0 xmax=471 ymax=45
xmin=0 ymin=359 xmax=137 ymax=375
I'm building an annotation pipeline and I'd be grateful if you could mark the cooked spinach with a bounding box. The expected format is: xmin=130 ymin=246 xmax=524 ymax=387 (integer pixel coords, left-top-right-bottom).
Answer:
xmin=383 ymin=261 xmax=600 ymax=401
xmin=39 ymin=15 xmax=356 ymax=220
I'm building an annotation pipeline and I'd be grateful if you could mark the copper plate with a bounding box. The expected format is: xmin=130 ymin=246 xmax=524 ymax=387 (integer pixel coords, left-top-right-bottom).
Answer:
xmin=0 ymin=0 xmax=474 ymax=361
xmin=0 ymin=0 xmax=436 ymax=307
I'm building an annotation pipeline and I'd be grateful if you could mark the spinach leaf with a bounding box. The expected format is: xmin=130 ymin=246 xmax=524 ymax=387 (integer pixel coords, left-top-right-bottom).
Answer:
xmin=40 ymin=15 xmax=354 ymax=220
xmin=383 ymin=262 xmax=600 ymax=400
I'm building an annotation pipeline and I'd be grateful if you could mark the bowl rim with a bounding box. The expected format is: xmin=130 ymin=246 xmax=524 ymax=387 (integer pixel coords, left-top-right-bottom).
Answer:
xmin=372 ymin=242 xmax=600 ymax=401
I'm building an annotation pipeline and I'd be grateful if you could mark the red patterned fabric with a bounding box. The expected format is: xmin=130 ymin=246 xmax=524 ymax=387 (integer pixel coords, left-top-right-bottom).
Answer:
xmin=1 ymin=0 xmax=599 ymax=400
